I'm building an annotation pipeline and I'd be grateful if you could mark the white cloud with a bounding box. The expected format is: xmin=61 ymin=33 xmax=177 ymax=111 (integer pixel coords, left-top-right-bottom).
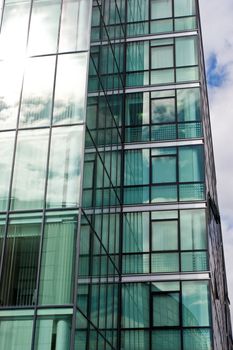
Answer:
xmin=199 ymin=0 xmax=233 ymax=319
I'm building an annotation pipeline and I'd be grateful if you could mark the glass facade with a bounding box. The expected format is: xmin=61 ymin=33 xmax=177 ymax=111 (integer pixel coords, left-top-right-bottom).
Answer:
xmin=0 ymin=0 xmax=232 ymax=349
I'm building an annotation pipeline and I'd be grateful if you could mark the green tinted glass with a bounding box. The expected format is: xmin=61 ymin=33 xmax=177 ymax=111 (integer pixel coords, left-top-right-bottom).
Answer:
xmin=182 ymin=281 xmax=210 ymax=327
xmin=152 ymin=330 xmax=181 ymax=350
xmin=152 ymin=220 xmax=178 ymax=251
xmin=153 ymin=293 xmax=180 ymax=326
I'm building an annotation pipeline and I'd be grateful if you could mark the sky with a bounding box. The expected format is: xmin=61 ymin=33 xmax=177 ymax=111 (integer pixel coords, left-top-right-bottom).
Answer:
xmin=199 ymin=0 xmax=233 ymax=319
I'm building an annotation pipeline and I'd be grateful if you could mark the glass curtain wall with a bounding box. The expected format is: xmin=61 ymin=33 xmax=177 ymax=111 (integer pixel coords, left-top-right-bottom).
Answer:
xmin=0 ymin=0 xmax=92 ymax=349
xmin=76 ymin=0 xmax=125 ymax=349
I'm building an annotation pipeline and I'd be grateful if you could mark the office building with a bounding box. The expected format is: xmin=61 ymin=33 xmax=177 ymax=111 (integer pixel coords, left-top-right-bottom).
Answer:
xmin=0 ymin=0 xmax=232 ymax=349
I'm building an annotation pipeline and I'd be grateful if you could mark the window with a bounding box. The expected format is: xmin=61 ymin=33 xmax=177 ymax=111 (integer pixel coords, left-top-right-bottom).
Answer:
xmin=151 ymin=0 xmax=172 ymax=19
xmin=152 ymin=220 xmax=178 ymax=251
xmin=151 ymin=97 xmax=175 ymax=123
xmin=151 ymin=45 xmax=174 ymax=69
xmin=152 ymin=155 xmax=177 ymax=183
xmin=153 ymin=293 xmax=180 ymax=326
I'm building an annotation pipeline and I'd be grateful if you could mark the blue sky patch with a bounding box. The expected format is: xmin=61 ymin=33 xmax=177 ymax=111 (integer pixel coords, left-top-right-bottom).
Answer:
xmin=207 ymin=53 xmax=227 ymax=87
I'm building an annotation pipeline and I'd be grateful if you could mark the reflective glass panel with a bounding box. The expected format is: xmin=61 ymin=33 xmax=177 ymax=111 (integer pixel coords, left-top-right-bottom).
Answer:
xmin=0 ymin=1 xmax=30 ymax=59
xmin=152 ymin=220 xmax=178 ymax=251
xmin=179 ymin=146 xmax=204 ymax=182
xmin=151 ymin=97 xmax=175 ymax=123
xmin=180 ymin=209 xmax=206 ymax=250
xmin=182 ymin=281 xmax=210 ymax=326
xmin=177 ymin=88 xmax=201 ymax=122
xmin=151 ymin=46 xmax=174 ymax=69
xmin=151 ymin=253 xmax=179 ymax=272
xmin=59 ymin=0 xmax=92 ymax=52
xmin=28 ymin=0 xmax=61 ymax=55
xmin=19 ymin=56 xmax=56 ymax=127
xmin=0 ymin=213 xmax=42 ymax=306
xmin=53 ymin=53 xmax=88 ymax=124
xmin=123 ymin=212 xmax=149 ymax=252
xmin=46 ymin=126 xmax=83 ymax=208
xmin=183 ymin=329 xmax=211 ymax=350
xmin=0 ymin=132 xmax=15 ymax=210
xmin=152 ymin=330 xmax=181 ymax=350
xmin=151 ymin=0 xmax=172 ymax=19
xmin=125 ymin=93 xmax=149 ymax=125
xmin=0 ymin=316 xmax=33 ymax=349
xmin=39 ymin=211 xmax=77 ymax=305
xmin=11 ymin=129 xmax=49 ymax=210
xmin=122 ymin=283 xmax=150 ymax=328
xmin=176 ymin=37 xmax=198 ymax=67
xmin=122 ymin=330 xmax=149 ymax=350
xmin=35 ymin=315 xmax=72 ymax=349
xmin=0 ymin=60 xmax=23 ymax=130
xmin=152 ymin=156 xmax=176 ymax=183
xmin=174 ymin=0 xmax=196 ymax=17
xmin=153 ymin=293 xmax=180 ymax=326
xmin=124 ymin=150 xmax=149 ymax=185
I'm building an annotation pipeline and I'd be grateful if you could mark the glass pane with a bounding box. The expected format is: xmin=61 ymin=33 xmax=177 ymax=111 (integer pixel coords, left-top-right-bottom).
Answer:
xmin=59 ymin=0 xmax=92 ymax=52
xmin=175 ymin=0 xmax=196 ymax=17
xmin=182 ymin=281 xmax=210 ymax=326
xmin=153 ymin=293 xmax=180 ymax=326
xmin=124 ymin=186 xmax=150 ymax=205
xmin=125 ymin=126 xmax=150 ymax=142
xmin=0 ymin=317 xmax=33 ymax=349
xmin=179 ymin=183 xmax=205 ymax=201
xmin=35 ymin=315 xmax=71 ymax=349
xmin=0 ymin=60 xmax=23 ymax=130
xmin=124 ymin=150 xmax=149 ymax=185
xmin=151 ymin=97 xmax=175 ymax=123
xmin=39 ymin=211 xmax=77 ymax=305
xmin=152 ymin=281 xmax=180 ymax=292
xmin=0 ymin=213 xmax=42 ymax=306
xmin=53 ymin=53 xmax=88 ymax=124
xmin=183 ymin=329 xmax=211 ymax=350
xmin=127 ymin=0 xmax=149 ymax=22
xmin=181 ymin=252 xmax=208 ymax=272
xmin=152 ymin=156 xmax=176 ymax=183
xmin=123 ymin=212 xmax=149 ymax=252
xmin=122 ymin=283 xmax=150 ymax=328
xmin=19 ymin=56 xmax=56 ymax=127
xmin=0 ymin=1 xmax=30 ymax=59
xmin=178 ymin=122 xmax=202 ymax=139
xmin=176 ymin=37 xmax=197 ymax=67
xmin=151 ymin=124 xmax=176 ymax=141
xmin=151 ymin=46 xmax=174 ymax=69
xmin=0 ymin=216 xmax=6 ymax=259
xmin=152 ymin=210 xmax=178 ymax=220
xmin=175 ymin=17 xmax=196 ymax=31
xmin=151 ymin=0 xmax=172 ymax=19
xmin=180 ymin=209 xmax=206 ymax=250
xmin=151 ymin=19 xmax=173 ymax=34
xmin=122 ymin=330 xmax=149 ymax=350
xmin=28 ymin=0 xmax=61 ymax=55
xmin=151 ymin=253 xmax=179 ymax=272
xmin=125 ymin=93 xmax=149 ymax=125
xmin=151 ymin=185 xmax=178 ymax=202
xmin=46 ymin=126 xmax=83 ymax=208
xmin=0 ymin=132 xmax=15 ymax=210
xmin=11 ymin=130 xmax=49 ymax=210
xmin=179 ymin=146 xmax=204 ymax=182
xmin=177 ymin=88 xmax=201 ymax=122
xmin=176 ymin=66 xmax=199 ymax=82
xmin=151 ymin=69 xmax=175 ymax=84
xmin=127 ymin=41 xmax=149 ymax=71
xmin=122 ymin=254 xmax=150 ymax=274
xmin=152 ymin=330 xmax=181 ymax=350
xmin=152 ymin=221 xmax=178 ymax=251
